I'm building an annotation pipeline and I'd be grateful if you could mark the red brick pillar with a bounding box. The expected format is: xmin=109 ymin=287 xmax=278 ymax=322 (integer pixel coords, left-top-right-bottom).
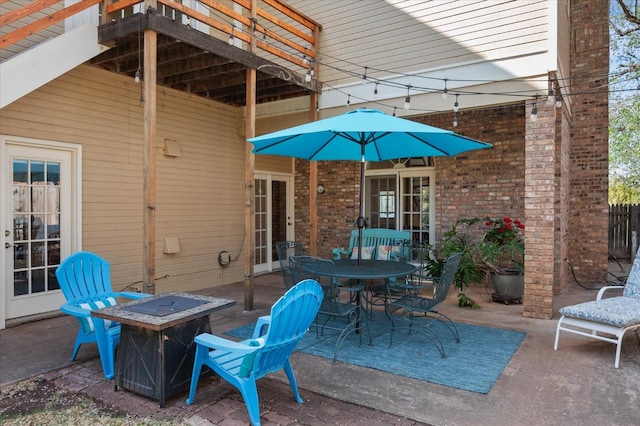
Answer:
xmin=524 ymin=100 xmax=557 ymax=319
xmin=568 ymin=0 xmax=609 ymax=284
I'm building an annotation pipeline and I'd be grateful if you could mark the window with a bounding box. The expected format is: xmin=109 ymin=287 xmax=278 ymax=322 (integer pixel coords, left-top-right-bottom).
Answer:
xmin=379 ymin=191 xmax=395 ymax=219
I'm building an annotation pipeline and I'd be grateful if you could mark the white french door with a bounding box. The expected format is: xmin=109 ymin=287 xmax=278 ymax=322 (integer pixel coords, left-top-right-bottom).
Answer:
xmin=2 ymin=138 xmax=78 ymax=326
xmin=254 ymin=174 xmax=293 ymax=274
xmin=366 ymin=169 xmax=435 ymax=245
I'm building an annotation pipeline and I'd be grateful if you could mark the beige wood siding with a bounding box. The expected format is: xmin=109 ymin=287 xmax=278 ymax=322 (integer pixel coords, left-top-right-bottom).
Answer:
xmin=289 ymin=0 xmax=549 ymax=85
xmin=255 ymin=155 xmax=293 ymax=174
xmin=254 ymin=109 xmax=311 ymax=173
xmin=0 ymin=65 xmax=246 ymax=293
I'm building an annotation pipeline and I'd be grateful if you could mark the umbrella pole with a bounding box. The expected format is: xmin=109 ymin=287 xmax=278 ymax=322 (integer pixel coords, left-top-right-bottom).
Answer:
xmin=356 ymin=147 xmax=366 ymax=266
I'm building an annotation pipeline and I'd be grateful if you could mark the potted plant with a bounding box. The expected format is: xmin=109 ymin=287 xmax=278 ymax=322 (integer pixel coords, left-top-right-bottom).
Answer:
xmin=425 ymin=218 xmax=484 ymax=308
xmin=476 ymin=217 xmax=525 ymax=304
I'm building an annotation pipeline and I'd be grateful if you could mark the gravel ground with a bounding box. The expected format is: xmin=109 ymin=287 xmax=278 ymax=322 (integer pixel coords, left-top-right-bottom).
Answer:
xmin=0 ymin=377 xmax=186 ymax=425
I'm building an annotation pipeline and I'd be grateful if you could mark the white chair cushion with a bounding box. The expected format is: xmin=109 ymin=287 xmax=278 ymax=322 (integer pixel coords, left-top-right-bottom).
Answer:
xmin=79 ymin=297 xmax=118 ymax=333
xmin=559 ymin=296 xmax=640 ymax=328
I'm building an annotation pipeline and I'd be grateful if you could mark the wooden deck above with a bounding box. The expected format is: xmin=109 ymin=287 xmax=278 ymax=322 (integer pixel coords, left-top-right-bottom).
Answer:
xmin=93 ymin=9 xmax=321 ymax=107
xmin=1 ymin=0 xmax=322 ymax=107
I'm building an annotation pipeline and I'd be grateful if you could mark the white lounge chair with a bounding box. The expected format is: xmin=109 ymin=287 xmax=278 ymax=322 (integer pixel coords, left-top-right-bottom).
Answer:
xmin=554 ymin=249 xmax=640 ymax=368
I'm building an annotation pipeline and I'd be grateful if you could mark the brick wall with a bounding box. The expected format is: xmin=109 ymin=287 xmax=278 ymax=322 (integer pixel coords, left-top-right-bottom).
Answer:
xmin=524 ymin=100 xmax=558 ymax=319
xmin=420 ymin=106 xmax=526 ymax=237
xmin=568 ymin=0 xmax=610 ymax=284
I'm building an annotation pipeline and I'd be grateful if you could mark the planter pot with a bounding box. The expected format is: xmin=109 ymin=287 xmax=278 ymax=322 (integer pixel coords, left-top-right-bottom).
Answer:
xmin=490 ymin=271 xmax=524 ymax=305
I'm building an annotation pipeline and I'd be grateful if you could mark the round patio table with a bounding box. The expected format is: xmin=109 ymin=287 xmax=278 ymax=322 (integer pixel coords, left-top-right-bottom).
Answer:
xmin=330 ymin=259 xmax=417 ymax=280
xmin=304 ymin=259 xmax=417 ymax=337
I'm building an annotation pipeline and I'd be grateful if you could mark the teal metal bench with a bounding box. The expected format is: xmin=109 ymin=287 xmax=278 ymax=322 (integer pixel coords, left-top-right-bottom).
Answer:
xmin=332 ymin=228 xmax=411 ymax=261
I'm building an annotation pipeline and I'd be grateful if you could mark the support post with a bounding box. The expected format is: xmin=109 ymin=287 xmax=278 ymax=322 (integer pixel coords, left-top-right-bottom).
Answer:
xmin=142 ymin=26 xmax=157 ymax=294
xmin=309 ymin=92 xmax=318 ymax=255
xmin=243 ymin=0 xmax=257 ymax=311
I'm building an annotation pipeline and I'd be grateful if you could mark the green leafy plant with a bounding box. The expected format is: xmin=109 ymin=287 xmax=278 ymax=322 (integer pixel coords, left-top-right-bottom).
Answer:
xmin=425 ymin=218 xmax=484 ymax=308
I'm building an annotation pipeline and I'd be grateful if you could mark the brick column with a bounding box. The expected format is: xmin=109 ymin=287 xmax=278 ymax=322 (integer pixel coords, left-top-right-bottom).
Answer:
xmin=524 ymin=100 xmax=557 ymax=319
xmin=568 ymin=0 xmax=609 ymax=284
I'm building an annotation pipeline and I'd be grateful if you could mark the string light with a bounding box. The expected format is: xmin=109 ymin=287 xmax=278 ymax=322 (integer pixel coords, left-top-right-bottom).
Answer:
xmin=453 ymin=94 xmax=459 ymax=112
xmin=228 ymin=25 xmax=235 ymax=46
xmin=546 ymin=86 xmax=555 ymax=105
xmin=189 ymin=4 xmax=633 ymax=108
xmin=362 ymin=66 xmax=368 ymax=85
xmin=347 ymin=94 xmax=351 ymax=106
xmin=305 ymin=68 xmax=312 ymax=83
xmin=135 ymin=12 xmax=142 ymax=85
xmin=530 ymin=95 xmax=539 ymax=122
xmin=453 ymin=113 xmax=458 ymax=127
xmin=393 ymin=106 xmax=397 ymax=116
xmin=373 ymin=83 xmax=379 ymax=98
xmin=404 ymin=85 xmax=411 ymax=110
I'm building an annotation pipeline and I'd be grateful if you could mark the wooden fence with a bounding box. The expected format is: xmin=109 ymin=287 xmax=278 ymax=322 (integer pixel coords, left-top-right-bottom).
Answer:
xmin=609 ymin=204 xmax=640 ymax=259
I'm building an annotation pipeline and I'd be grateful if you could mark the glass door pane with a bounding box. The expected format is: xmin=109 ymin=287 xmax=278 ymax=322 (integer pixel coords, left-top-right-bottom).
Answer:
xmin=366 ymin=175 xmax=397 ymax=229
xmin=254 ymin=179 xmax=267 ymax=265
xmin=401 ymin=176 xmax=431 ymax=243
xmin=12 ymin=159 xmax=62 ymax=297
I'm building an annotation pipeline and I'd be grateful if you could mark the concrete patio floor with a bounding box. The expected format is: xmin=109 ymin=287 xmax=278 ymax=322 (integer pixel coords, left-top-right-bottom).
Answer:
xmin=1 ymin=263 xmax=638 ymax=425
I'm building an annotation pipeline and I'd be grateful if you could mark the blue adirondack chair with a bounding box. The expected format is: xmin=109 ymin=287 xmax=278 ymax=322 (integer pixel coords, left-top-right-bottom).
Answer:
xmin=56 ymin=251 xmax=150 ymax=379
xmin=186 ymin=279 xmax=323 ymax=426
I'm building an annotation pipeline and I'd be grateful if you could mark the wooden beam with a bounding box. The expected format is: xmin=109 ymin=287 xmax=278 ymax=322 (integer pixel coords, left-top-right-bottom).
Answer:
xmin=309 ymin=92 xmax=318 ymax=256
xmin=244 ymin=0 xmax=257 ymax=311
xmin=308 ymin=22 xmax=320 ymax=256
xmin=97 ymin=11 xmax=321 ymax=93
xmin=143 ymin=26 xmax=158 ymax=294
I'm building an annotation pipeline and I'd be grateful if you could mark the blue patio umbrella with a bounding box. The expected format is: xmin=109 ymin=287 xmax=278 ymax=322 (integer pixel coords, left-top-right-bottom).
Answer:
xmin=248 ymin=108 xmax=492 ymax=263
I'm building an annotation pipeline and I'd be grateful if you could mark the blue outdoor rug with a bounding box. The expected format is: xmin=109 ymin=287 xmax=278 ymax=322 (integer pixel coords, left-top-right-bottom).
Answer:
xmin=224 ymin=311 xmax=526 ymax=394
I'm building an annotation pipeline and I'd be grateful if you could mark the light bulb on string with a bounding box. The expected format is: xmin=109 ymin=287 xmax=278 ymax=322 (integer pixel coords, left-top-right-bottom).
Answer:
xmin=547 ymin=79 xmax=556 ymax=106
xmin=228 ymin=26 xmax=235 ymax=46
xmin=393 ymin=106 xmax=397 ymax=117
xmin=305 ymin=68 xmax=312 ymax=83
xmin=404 ymin=85 xmax=411 ymax=110
xmin=453 ymin=94 xmax=459 ymax=113
xmin=134 ymin=67 xmax=142 ymax=84
xmin=453 ymin=113 xmax=458 ymax=127
xmin=361 ymin=66 xmax=368 ymax=85
xmin=347 ymin=94 xmax=351 ymax=107
xmin=442 ymin=78 xmax=448 ymax=99
xmin=530 ymin=96 xmax=538 ymax=122
xmin=373 ymin=83 xmax=378 ymax=99
xmin=555 ymin=93 xmax=562 ymax=108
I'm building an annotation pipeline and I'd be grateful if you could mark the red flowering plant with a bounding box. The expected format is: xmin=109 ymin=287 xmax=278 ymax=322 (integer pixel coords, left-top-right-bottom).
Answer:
xmin=477 ymin=217 xmax=525 ymax=275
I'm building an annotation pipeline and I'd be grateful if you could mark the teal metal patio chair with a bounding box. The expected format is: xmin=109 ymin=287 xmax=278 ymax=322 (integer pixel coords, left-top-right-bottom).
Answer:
xmin=386 ymin=252 xmax=462 ymax=357
xmin=289 ymin=255 xmax=369 ymax=362
xmin=186 ymin=279 xmax=323 ymax=426
xmin=275 ymin=240 xmax=304 ymax=290
xmin=56 ymin=251 xmax=150 ymax=379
